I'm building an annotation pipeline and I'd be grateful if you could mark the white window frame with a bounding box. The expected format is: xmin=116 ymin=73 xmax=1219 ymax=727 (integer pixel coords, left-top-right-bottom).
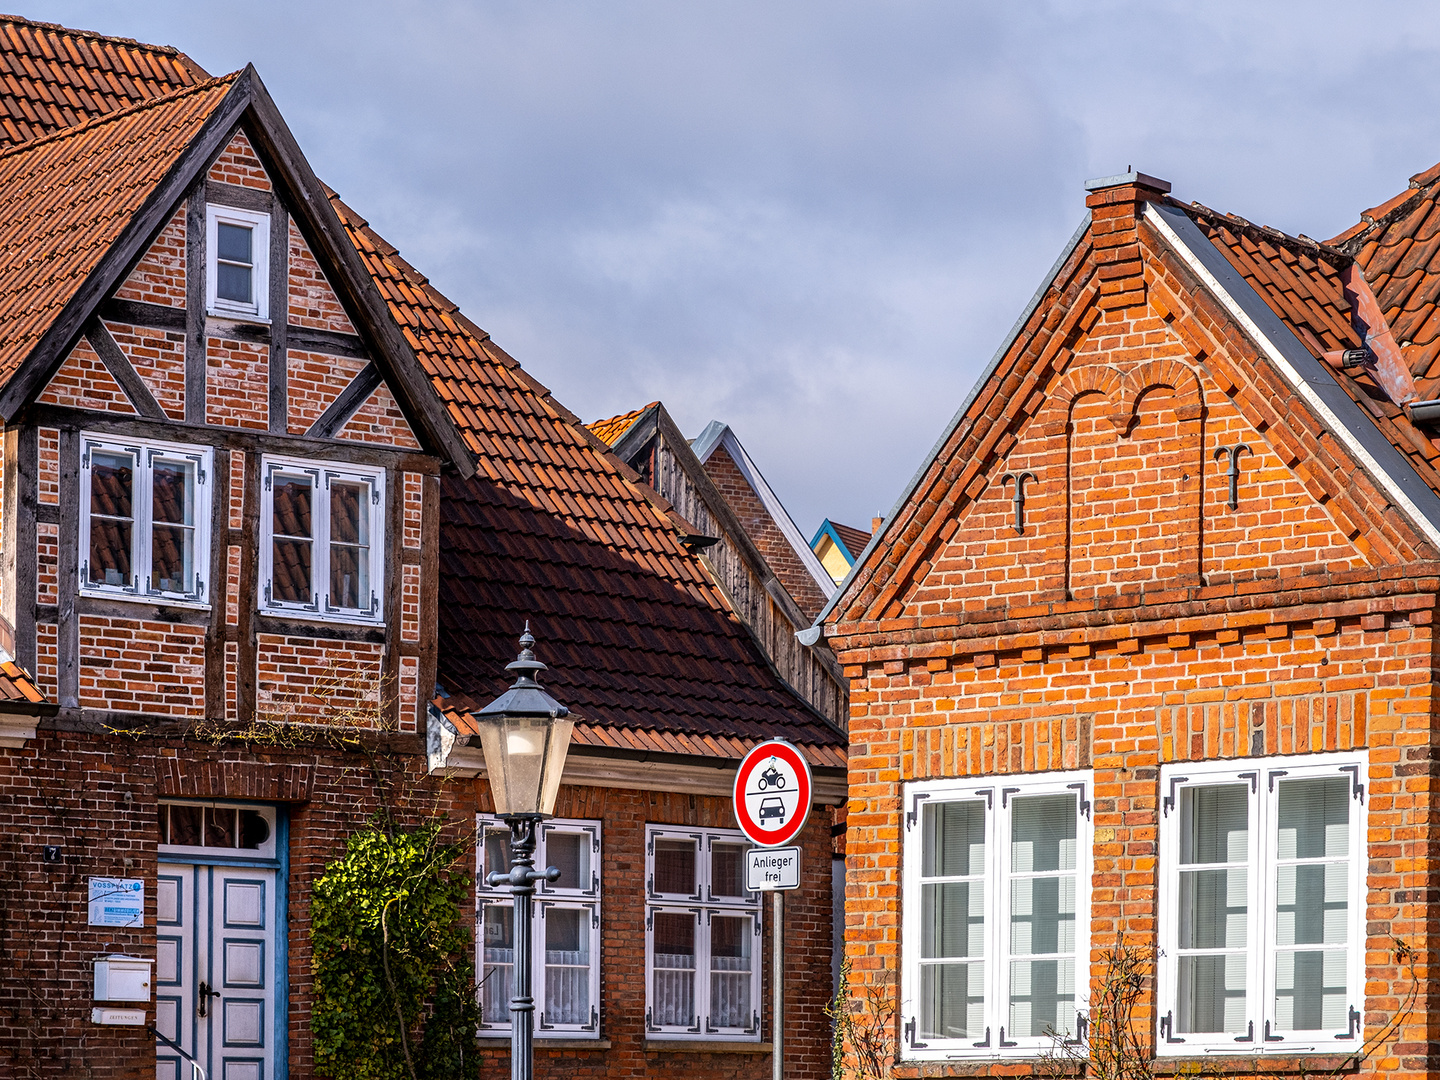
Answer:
xmin=259 ymin=455 xmax=385 ymax=624
xmin=477 ymin=816 xmax=602 ymax=1039
xmin=644 ymin=826 xmax=762 ymax=1040
xmin=1156 ymin=752 xmax=1367 ymax=1056
xmin=900 ymin=769 xmax=1094 ymax=1061
xmin=79 ymin=434 xmax=212 ymax=606
xmin=206 ymin=204 xmax=270 ymax=321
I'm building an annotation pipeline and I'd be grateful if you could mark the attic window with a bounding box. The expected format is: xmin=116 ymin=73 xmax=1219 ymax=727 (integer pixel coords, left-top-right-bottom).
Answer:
xmin=206 ymin=205 xmax=269 ymax=320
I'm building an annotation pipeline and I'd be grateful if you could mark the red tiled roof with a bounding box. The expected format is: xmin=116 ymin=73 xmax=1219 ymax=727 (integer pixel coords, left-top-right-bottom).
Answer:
xmin=1329 ymin=163 xmax=1440 ymax=399
xmin=0 ymin=658 xmax=46 ymax=708
xmin=587 ymin=403 xmax=656 ymax=446
xmin=1171 ymin=198 xmax=1440 ymax=500
xmin=0 ymin=75 xmax=235 ymax=386
xmin=0 ymin=15 xmax=206 ymax=147
xmin=331 ymin=197 xmax=841 ymax=749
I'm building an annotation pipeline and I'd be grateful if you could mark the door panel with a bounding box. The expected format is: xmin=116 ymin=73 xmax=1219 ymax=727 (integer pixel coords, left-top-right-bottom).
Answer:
xmin=157 ymin=863 xmax=276 ymax=1080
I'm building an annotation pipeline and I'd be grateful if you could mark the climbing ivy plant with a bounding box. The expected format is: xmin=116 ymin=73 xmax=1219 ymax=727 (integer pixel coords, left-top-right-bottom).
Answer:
xmin=311 ymin=819 xmax=479 ymax=1080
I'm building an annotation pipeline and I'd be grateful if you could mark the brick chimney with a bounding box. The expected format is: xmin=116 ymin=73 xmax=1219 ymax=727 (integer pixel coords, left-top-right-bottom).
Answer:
xmin=1084 ymin=171 xmax=1170 ymax=311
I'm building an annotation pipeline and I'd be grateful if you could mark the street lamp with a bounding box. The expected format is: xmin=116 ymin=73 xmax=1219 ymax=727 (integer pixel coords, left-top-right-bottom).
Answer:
xmin=475 ymin=625 xmax=574 ymax=1080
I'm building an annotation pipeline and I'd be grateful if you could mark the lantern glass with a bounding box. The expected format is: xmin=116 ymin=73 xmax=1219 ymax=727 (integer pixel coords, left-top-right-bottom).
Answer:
xmin=475 ymin=711 xmax=574 ymax=817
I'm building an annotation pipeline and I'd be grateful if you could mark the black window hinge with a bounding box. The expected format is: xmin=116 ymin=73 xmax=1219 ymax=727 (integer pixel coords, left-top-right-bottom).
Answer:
xmin=906 ymin=792 xmax=930 ymax=830
xmin=904 ymin=1017 xmax=928 ymax=1049
xmin=1340 ymin=765 xmax=1365 ymax=802
xmin=1234 ymin=1020 xmax=1254 ymax=1043
xmin=1163 ymin=776 xmax=1189 ymax=816
xmin=1336 ymin=1007 xmax=1361 ymax=1040
xmin=1159 ymin=1011 xmax=1185 ymax=1044
xmin=1067 ymin=782 xmax=1091 ymax=818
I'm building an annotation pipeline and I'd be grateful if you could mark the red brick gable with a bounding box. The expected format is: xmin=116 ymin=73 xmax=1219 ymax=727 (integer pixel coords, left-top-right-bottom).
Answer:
xmin=703 ymin=444 xmax=830 ymax=620
xmin=830 ymin=180 xmax=1438 ymax=639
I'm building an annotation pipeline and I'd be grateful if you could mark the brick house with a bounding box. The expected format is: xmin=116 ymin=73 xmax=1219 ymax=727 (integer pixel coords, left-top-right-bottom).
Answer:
xmin=0 ymin=16 xmax=842 ymax=1080
xmin=813 ymin=167 xmax=1440 ymax=1076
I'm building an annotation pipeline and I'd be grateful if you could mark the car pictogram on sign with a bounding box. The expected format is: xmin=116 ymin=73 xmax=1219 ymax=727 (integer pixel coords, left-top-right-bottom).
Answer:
xmin=758 ymin=796 xmax=786 ymax=823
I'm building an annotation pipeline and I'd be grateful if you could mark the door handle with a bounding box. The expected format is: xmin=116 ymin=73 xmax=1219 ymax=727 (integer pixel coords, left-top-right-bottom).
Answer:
xmin=197 ymin=980 xmax=222 ymax=1018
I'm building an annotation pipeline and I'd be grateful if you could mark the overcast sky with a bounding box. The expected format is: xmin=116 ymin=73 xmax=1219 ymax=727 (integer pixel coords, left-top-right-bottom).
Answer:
xmin=24 ymin=1 xmax=1440 ymax=540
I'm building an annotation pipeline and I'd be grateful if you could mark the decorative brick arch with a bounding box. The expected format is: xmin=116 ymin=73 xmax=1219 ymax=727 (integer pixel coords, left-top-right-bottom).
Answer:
xmin=1042 ymin=363 xmax=1125 ymax=433
xmin=1117 ymin=358 xmax=1204 ymax=428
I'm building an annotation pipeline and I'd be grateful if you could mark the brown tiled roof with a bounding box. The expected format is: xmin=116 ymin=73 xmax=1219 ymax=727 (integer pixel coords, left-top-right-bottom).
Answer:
xmin=0 ymin=75 xmax=235 ymax=385
xmin=1172 ymin=199 xmax=1440 ymax=499
xmin=1328 ymin=163 xmax=1440 ymax=399
xmin=331 ymin=196 xmax=842 ymax=751
xmin=587 ymin=403 xmax=656 ymax=446
xmin=0 ymin=15 xmax=207 ymax=147
xmin=0 ymin=657 xmax=48 ymax=709
xmin=830 ymin=522 xmax=871 ymax=561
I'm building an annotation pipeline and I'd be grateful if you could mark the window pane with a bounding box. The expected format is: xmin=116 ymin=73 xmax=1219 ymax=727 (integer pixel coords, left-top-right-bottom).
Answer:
xmin=919 ymin=962 xmax=984 ymax=1040
xmin=1276 ymin=778 xmax=1349 ymax=860
xmin=1274 ymin=948 xmax=1348 ymax=1031
xmin=1276 ymin=863 xmax=1348 ymax=947
xmin=1178 ymin=869 xmax=1247 ymax=949
xmin=271 ymin=475 xmax=314 ymax=604
xmin=1010 ymin=877 xmax=1076 ymax=956
xmin=1180 ymin=785 xmax=1248 ymax=865
xmin=1009 ymin=957 xmax=1076 ymax=1039
xmin=152 ymin=459 xmax=196 ymax=590
xmin=653 ymin=839 xmax=697 ymax=895
xmin=217 ymin=261 xmax=252 ymax=304
xmin=329 ymin=479 xmax=370 ymax=609
xmin=485 ymin=828 xmax=512 ymax=883
xmin=218 ymin=222 xmax=252 ymax=263
xmin=543 ymin=908 xmax=590 ymax=1026
xmin=652 ymin=912 xmax=696 ymax=1027
xmin=239 ymin=810 xmax=270 ymax=850
xmin=710 ymin=915 xmax=753 ymax=1028
xmin=711 ymin=842 xmax=747 ymax=899
xmin=1011 ymin=794 xmax=1076 ymax=873
xmin=89 ymin=451 xmax=134 ymax=587
xmin=547 ymin=832 xmax=589 ymax=891
xmin=482 ymin=905 xmax=515 ymax=1024
xmin=922 ymin=800 xmax=985 ymax=877
xmin=169 ymin=805 xmax=201 ymax=846
xmin=204 ymin=807 xmax=236 ymax=848
xmin=1177 ymin=955 xmax=1248 ymax=1033
xmin=921 ymin=882 xmax=983 ymax=958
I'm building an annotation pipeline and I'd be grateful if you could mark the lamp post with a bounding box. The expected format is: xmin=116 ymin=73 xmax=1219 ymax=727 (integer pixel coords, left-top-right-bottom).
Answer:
xmin=473 ymin=625 xmax=574 ymax=1080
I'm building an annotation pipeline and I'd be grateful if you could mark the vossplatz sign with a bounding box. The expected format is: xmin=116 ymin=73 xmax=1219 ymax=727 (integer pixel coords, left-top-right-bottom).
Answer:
xmin=732 ymin=738 xmax=812 ymax=848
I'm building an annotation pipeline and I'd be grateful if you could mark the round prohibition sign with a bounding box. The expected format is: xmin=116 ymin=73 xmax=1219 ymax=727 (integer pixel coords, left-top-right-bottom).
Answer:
xmin=733 ymin=739 xmax=813 ymax=847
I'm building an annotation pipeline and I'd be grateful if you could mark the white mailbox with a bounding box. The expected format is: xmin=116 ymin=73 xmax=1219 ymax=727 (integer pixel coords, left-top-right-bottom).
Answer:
xmin=93 ymin=954 xmax=152 ymax=1002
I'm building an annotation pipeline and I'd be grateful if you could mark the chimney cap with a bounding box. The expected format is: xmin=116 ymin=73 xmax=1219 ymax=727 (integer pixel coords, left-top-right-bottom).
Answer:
xmin=1084 ymin=170 xmax=1171 ymax=194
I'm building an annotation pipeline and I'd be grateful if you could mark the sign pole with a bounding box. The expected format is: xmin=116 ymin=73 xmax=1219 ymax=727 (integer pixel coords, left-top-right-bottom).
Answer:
xmin=773 ymin=890 xmax=783 ymax=1080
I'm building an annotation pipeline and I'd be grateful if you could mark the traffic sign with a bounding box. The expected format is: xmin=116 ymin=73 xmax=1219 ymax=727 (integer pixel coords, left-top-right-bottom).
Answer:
xmin=733 ymin=739 xmax=812 ymax=847
xmin=746 ymin=846 xmax=800 ymax=890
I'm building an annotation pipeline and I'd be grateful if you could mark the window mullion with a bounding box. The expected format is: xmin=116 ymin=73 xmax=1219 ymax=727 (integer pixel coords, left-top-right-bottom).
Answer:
xmin=1254 ymin=777 xmax=1274 ymax=1042
xmin=990 ymin=794 xmax=1007 ymax=1048
xmin=135 ymin=455 xmax=150 ymax=594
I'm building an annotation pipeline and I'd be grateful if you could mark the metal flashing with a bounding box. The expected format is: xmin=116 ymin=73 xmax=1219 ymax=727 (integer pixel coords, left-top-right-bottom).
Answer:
xmin=803 ymin=212 xmax=1094 ymax=637
xmin=1084 ymin=171 xmax=1172 ymax=193
xmin=1146 ymin=200 xmax=1440 ymax=550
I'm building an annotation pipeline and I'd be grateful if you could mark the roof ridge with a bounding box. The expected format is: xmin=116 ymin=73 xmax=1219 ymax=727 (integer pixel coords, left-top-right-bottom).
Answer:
xmin=0 ymin=67 xmax=238 ymax=164
xmin=0 ymin=12 xmax=189 ymax=56
xmin=1170 ymin=195 xmax=1350 ymax=262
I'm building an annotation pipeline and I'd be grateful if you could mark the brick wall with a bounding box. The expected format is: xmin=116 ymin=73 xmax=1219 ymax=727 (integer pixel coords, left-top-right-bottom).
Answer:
xmin=205 ymin=337 xmax=268 ymax=429
xmin=114 ymin=205 xmax=186 ymax=307
xmin=288 ymin=219 xmax=356 ymax=334
xmin=703 ymin=445 xmax=828 ymax=620
xmin=38 ymin=427 xmax=57 ymax=504
xmin=207 ymin=131 xmax=272 ymax=191
xmin=255 ymin=635 xmax=384 ymax=725
xmin=286 ymin=349 xmax=367 ymax=434
xmin=38 ymin=338 xmax=138 ymax=413
xmin=78 ymin=616 xmax=206 ymax=717
xmin=106 ymin=320 xmax=186 ymax=420
xmin=337 ymin=383 xmax=422 ymax=449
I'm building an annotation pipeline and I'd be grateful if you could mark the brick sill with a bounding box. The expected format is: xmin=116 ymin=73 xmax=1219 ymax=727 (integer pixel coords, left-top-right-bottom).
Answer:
xmin=645 ymin=1040 xmax=772 ymax=1054
xmin=476 ymin=1039 xmax=612 ymax=1051
xmin=1152 ymin=1054 xmax=1359 ymax=1075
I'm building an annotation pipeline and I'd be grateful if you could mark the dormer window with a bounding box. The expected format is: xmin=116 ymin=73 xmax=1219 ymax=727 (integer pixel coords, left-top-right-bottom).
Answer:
xmin=206 ymin=205 xmax=269 ymax=320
